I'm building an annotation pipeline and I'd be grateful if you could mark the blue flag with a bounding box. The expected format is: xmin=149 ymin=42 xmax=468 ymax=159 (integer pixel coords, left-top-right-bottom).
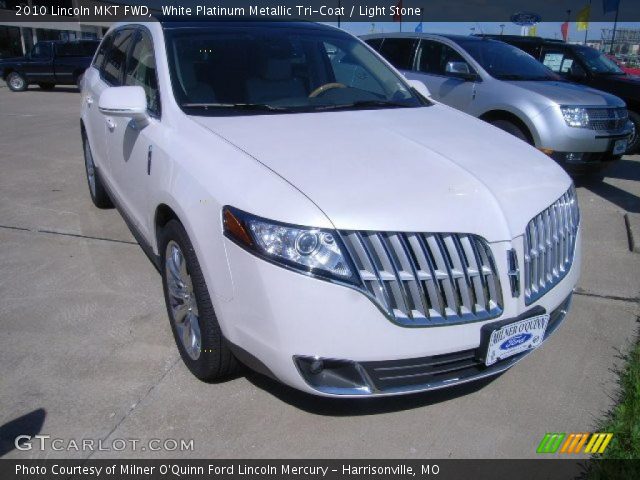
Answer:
xmin=415 ymin=22 xmax=423 ymax=33
xmin=603 ymin=0 xmax=620 ymax=14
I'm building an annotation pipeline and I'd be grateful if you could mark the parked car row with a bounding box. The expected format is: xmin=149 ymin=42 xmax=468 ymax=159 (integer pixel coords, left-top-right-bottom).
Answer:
xmin=362 ymin=33 xmax=637 ymax=175
xmin=80 ymin=20 xmax=580 ymax=398
xmin=0 ymin=39 xmax=99 ymax=91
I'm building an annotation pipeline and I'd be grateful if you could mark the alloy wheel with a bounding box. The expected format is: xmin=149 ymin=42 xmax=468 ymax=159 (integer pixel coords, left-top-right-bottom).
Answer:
xmin=165 ymin=240 xmax=201 ymax=360
xmin=9 ymin=74 xmax=24 ymax=90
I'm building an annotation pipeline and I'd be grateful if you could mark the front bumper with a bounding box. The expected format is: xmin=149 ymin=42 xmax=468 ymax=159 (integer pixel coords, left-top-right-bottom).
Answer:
xmin=214 ymin=229 xmax=581 ymax=397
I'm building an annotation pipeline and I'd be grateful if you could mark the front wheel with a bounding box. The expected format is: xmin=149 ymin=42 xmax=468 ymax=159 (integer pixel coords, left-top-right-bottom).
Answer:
xmin=6 ymin=72 xmax=27 ymax=91
xmin=160 ymin=219 xmax=241 ymax=381
xmin=489 ymin=119 xmax=531 ymax=144
xmin=82 ymin=134 xmax=113 ymax=209
xmin=627 ymin=111 xmax=640 ymax=154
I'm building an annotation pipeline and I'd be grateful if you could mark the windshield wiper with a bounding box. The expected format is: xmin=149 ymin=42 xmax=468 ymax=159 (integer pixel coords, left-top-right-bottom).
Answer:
xmin=181 ymin=102 xmax=291 ymax=112
xmin=313 ymin=99 xmax=410 ymax=111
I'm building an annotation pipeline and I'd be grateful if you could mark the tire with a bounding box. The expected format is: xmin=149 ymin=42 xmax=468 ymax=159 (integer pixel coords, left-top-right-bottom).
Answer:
xmin=82 ymin=133 xmax=113 ymax=209
xmin=160 ymin=219 xmax=241 ymax=381
xmin=38 ymin=82 xmax=55 ymax=90
xmin=6 ymin=71 xmax=27 ymax=92
xmin=627 ymin=110 xmax=640 ymax=154
xmin=489 ymin=119 xmax=531 ymax=144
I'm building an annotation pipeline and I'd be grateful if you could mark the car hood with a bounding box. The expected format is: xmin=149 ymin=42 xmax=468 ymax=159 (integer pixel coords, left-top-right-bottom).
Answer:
xmin=190 ymin=104 xmax=571 ymax=242
xmin=509 ymin=80 xmax=625 ymax=107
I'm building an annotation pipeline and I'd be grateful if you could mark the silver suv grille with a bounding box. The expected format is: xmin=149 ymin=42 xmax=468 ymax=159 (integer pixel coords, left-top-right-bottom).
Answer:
xmin=340 ymin=231 xmax=503 ymax=326
xmin=586 ymin=107 xmax=628 ymax=131
xmin=523 ymin=186 xmax=580 ymax=305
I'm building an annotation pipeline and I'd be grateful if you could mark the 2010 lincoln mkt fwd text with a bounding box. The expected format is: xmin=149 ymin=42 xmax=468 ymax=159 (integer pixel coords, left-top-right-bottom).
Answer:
xmin=80 ymin=19 xmax=580 ymax=397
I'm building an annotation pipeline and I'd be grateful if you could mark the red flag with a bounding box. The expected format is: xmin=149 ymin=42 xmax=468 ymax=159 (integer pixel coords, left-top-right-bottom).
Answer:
xmin=393 ymin=0 xmax=403 ymax=22
xmin=560 ymin=21 xmax=569 ymax=41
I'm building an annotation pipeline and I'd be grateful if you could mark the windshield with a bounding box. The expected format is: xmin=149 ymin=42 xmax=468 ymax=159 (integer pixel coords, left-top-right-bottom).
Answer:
xmin=164 ymin=25 xmax=424 ymax=114
xmin=574 ymin=46 xmax=624 ymax=75
xmin=456 ymin=38 xmax=559 ymax=81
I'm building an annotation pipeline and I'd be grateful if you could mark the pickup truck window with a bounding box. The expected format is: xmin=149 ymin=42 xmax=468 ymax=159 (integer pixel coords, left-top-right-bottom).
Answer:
xmin=102 ymin=29 xmax=134 ymax=86
xmin=56 ymin=41 xmax=99 ymax=57
xmin=125 ymin=30 xmax=160 ymax=117
xmin=378 ymin=38 xmax=417 ymax=70
xmin=31 ymin=42 xmax=52 ymax=59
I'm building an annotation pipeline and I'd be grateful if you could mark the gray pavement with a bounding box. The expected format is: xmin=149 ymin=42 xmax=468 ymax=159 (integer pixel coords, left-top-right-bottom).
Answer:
xmin=0 ymin=86 xmax=639 ymax=459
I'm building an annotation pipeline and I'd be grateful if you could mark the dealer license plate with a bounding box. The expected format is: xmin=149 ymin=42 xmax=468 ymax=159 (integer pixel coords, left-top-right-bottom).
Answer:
xmin=484 ymin=314 xmax=549 ymax=366
xmin=613 ymin=139 xmax=627 ymax=156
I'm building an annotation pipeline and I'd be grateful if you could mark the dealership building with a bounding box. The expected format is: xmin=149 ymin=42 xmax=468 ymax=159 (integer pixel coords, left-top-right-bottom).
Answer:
xmin=0 ymin=1 xmax=110 ymax=57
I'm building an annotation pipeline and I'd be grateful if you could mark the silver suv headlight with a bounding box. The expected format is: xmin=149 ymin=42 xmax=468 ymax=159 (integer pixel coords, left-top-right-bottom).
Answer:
xmin=223 ymin=206 xmax=358 ymax=284
xmin=560 ymin=106 xmax=590 ymax=128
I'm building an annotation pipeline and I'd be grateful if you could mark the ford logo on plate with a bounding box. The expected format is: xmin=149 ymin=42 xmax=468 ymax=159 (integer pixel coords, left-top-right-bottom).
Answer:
xmin=500 ymin=333 xmax=532 ymax=350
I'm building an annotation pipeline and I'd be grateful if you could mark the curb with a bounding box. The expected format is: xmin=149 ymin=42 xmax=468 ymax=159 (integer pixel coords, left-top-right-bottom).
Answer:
xmin=624 ymin=213 xmax=640 ymax=253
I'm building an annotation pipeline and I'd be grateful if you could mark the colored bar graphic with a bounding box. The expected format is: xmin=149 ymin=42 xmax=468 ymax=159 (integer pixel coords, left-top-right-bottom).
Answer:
xmin=538 ymin=433 xmax=613 ymax=454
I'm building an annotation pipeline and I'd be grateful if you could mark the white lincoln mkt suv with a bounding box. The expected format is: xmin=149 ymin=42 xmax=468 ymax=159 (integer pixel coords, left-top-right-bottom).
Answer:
xmin=81 ymin=20 xmax=580 ymax=397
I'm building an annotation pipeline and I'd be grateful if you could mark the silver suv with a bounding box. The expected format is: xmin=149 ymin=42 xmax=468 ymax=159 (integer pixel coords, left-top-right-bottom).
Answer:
xmin=362 ymin=33 xmax=632 ymax=175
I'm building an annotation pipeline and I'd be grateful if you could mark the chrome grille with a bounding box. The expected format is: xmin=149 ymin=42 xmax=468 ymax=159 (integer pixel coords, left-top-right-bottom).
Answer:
xmin=586 ymin=107 xmax=628 ymax=131
xmin=340 ymin=231 xmax=503 ymax=326
xmin=523 ymin=186 xmax=580 ymax=305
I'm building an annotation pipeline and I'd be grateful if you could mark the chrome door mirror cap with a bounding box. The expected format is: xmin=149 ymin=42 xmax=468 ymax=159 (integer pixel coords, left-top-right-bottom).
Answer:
xmin=406 ymin=79 xmax=431 ymax=98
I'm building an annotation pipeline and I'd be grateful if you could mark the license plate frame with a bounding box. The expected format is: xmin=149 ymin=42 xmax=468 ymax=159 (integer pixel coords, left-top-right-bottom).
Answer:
xmin=612 ymin=138 xmax=628 ymax=156
xmin=479 ymin=312 xmax=550 ymax=367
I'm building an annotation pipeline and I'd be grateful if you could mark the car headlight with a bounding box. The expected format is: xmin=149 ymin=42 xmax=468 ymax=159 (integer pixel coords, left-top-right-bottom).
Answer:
xmin=222 ymin=206 xmax=358 ymax=284
xmin=560 ymin=106 xmax=590 ymax=128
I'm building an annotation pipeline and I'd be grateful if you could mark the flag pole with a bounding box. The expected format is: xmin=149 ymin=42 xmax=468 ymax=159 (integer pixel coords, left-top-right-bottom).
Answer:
xmin=584 ymin=0 xmax=591 ymax=44
xmin=610 ymin=0 xmax=621 ymax=54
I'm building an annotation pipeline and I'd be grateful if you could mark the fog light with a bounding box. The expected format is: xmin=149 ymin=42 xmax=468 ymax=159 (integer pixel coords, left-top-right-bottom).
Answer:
xmin=294 ymin=356 xmax=371 ymax=395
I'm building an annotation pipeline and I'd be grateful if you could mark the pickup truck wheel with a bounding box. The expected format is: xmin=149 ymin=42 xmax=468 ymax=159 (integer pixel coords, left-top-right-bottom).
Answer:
xmin=7 ymin=72 xmax=27 ymax=92
xmin=489 ymin=119 xmax=531 ymax=144
xmin=38 ymin=83 xmax=55 ymax=90
xmin=82 ymin=135 xmax=113 ymax=208
xmin=160 ymin=219 xmax=241 ymax=381
xmin=627 ymin=111 xmax=640 ymax=154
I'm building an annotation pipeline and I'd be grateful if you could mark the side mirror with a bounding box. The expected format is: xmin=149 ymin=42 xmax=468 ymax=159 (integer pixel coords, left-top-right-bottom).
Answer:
xmin=407 ymin=79 xmax=431 ymax=98
xmin=99 ymin=86 xmax=149 ymax=127
xmin=445 ymin=61 xmax=477 ymax=81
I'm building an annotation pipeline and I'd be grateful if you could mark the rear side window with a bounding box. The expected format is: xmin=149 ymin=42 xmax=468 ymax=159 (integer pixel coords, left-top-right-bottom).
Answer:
xmin=93 ymin=36 xmax=111 ymax=69
xmin=364 ymin=38 xmax=383 ymax=51
xmin=101 ymin=29 xmax=134 ymax=86
xmin=125 ymin=30 xmax=161 ymax=117
xmin=378 ymin=38 xmax=417 ymax=70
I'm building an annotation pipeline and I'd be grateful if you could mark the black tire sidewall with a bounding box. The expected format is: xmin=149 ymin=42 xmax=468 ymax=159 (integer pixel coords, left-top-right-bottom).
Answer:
xmin=627 ymin=110 xmax=640 ymax=154
xmin=82 ymin=133 xmax=112 ymax=209
xmin=159 ymin=219 xmax=238 ymax=381
xmin=490 ymin=119 xmax=530 ymax=144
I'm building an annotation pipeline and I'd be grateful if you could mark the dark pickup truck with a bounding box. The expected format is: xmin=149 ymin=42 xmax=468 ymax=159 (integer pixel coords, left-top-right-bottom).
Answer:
xmin=0 ymin=40 xmax=99 ymax=92
xmin=477 ymin=35 xmax=640 ymax=153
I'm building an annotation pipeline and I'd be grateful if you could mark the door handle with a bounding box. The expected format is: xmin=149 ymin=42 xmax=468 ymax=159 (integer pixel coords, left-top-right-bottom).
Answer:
xmin=106 ymin=118 xmax=116 ymax=131
xmin=85 ymin=95 xmax=93 ymax=106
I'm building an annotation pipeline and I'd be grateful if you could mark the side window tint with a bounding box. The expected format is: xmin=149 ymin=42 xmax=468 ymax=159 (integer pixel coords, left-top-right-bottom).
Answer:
xmin=378 ymin=38 xmax=416 ymax=70
xmin=125 ymin=30 xmax=160 ymax=116
xmin=364 ymin=38 xmax=383 ymax=51
xmin=102 ymin=29 xmax=134 ymax=86
xmin=93 ymin=36 xmax=111 ymax=68
xmin=417 ymin=40 xmax=472 ymax=76
xmin=31 ymin=43 xmax=52 ymax=59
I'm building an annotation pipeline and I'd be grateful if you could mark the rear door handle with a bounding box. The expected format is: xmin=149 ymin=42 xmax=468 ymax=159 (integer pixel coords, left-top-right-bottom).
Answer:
xmin=106 ymin=118 xmax=116 ymax=131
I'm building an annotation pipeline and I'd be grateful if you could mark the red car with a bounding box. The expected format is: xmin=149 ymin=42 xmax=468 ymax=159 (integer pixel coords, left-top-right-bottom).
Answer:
xmin=606 ymin=55 xmax=640 ymax=76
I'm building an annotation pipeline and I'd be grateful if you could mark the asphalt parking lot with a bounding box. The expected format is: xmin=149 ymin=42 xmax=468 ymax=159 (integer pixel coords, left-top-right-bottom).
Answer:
xmin=0 ymin=85 xmax=639 ymax=459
